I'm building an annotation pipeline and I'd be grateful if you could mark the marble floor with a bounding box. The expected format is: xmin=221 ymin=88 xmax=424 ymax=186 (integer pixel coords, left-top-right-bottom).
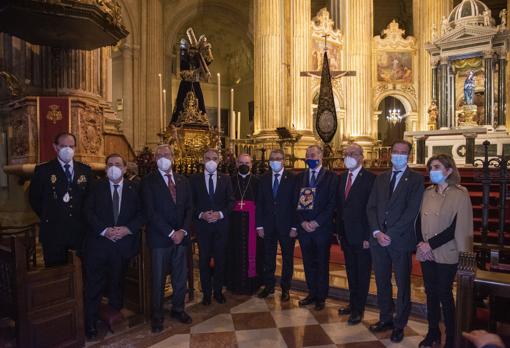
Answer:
xmin=87 ymin=289 xmax=430 ymax=348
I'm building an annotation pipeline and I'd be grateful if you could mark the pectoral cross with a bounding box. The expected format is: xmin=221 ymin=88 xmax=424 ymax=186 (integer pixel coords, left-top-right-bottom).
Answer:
xmin=300 ymin=34 xmax=356 ymax=79
xmin=238 ymin=200 xmax=246 ymax=209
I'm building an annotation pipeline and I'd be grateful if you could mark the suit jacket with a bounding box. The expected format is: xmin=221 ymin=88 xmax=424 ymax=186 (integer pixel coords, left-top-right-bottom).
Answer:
xmin=256 ymin=170 xmax=296 ymax=235
xmin=141 ymin=171 xmax=193 ymax=249
xmin=366 ymin=167 xmax=424 ymax=251
xmin=84 ymin=178 xmax=144 ymax=259
xmin=189 ymin=172 xmax=235 ymax=231
xmin=336 ymin=168 xmax=376 ymax=247
xmin=29 ymin=158 xmax=93 ymax=246
xmin=294 ymin=168 xmax=339 ymax=233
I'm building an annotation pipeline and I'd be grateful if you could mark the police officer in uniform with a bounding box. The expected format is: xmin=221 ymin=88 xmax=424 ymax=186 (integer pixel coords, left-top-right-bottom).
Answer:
xmin=29 ymin=132 xmax=93 ymax=266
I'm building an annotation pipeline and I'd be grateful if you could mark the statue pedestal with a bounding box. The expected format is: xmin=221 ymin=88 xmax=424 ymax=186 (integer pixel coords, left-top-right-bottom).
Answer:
xmin=405 ymin=127 xmax=510 ymax=165
xmin=459 ymin=105 xmax=479 ymax=128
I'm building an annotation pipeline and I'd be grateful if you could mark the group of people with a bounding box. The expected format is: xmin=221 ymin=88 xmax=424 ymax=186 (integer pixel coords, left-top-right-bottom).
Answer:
xmin=29 ymin=133 xmax=474 ymax=348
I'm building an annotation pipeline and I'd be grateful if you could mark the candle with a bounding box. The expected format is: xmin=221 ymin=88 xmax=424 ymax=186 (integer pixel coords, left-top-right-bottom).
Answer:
xmin=158 ymin=73 xmax=163 ymax=133
xmin=237 ymin=111 xmax=241 ymax=139
xmin=163 ymin=89 xmax=167 ymax=130
xmin=230 ymin=88 xmax=235 ymax=139
xmin=217 ymin=73 xmax=221 ymax=132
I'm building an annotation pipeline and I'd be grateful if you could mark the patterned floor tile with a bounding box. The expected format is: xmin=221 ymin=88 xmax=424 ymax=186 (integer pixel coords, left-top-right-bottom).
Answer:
xmin=231 ymin=297 xmax=270 ymax=313
xmin=236 ymin=328 xmax=287 ymax=348
xmin=232 ymin=311 xmax=277 ymax=330
xmin=321 ymin=321 xmax=378 ymax=344
xmin=380 ymin=335 xmax=424 ymax=347
xmin=190 ymin=313 xmax=234 ymax=334
xmin=279 ymin=325 xmax=334 ymax=347
xmin=190 ymin=331 xmax=237 ymax=348
xmin=271 ymin=308 xmax=320 ymax=328
xmin=149 ymin=333 xmax=190 ymax=348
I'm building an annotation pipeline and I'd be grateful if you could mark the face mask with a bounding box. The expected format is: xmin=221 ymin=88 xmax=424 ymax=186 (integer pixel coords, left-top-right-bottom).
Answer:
xmin=157 ymin=157 xmax=172 ymax=172
xmin=107 ymin=166 xmax=123 ymax=181
xmin=306 ymin=159 xmax=320 ymax=169
xmin=205 ymin=160 xmax=218 ymax=173
xmin=391 ymin=154 xmax=408 ymax=170
xmin=238 ymin=164 xmax=250 ymax=175
xmin=429 ymin=170 xmax=446 ymax=184
xmin=269 ymin=160 xmax=283 ymax=172
xmin=344 ymin=156 xmax=358 ymax=170
xmin=58 ymin=146 xmax=74 ymax=163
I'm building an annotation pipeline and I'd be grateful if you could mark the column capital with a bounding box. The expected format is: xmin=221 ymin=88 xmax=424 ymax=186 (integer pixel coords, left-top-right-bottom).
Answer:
xmin=440 ymin=56 xmax=449 ymax=65
xmin=431 ymin=56 xmax=441 ymax=67
xmin=483 ymin=50 xmax=495 ymax=59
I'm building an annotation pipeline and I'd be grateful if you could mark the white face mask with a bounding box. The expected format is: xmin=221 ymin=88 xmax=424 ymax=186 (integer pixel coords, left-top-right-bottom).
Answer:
xmin=107 ymin=166 xmax=123 ymax=181
xmin=205 ymin=160 xmax=218 ymax=173
xmin=157 ymin=157 xmax=172 ymax=172
xmin=344 ymin=156 xmax=358 ymax=170
xmin=58 ymin=146 xmax=74 ymax=163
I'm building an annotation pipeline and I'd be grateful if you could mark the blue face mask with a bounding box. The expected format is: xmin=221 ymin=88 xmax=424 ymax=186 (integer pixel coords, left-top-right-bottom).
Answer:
xmin=391 ymin=154 xmax=408 ymax=170
xmin=269 ymin=160 xmax=283 ymax=172
xmin=429 ymin=170 xmax=446 ymax=184
xmin=306 ymin=159 xmax=320 ymax=169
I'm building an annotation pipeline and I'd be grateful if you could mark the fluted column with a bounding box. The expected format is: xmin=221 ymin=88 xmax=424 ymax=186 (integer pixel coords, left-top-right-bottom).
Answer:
xmin=344 ymin=0 xmax=372 ymax=141
xmin=497 ymin=54 xmax=506 ymax=130
xmin=416 ymin=0 xmax=452 ymax=130
xmin=290 ymin=0 xmax=312 ymax=134
xmin=123 ymin=45 xmax=134 ymax=145
xmin=140 ymin=0 xmax=164 ymax=146
xmin=254 ymin=0 xmax=284 ymax=137
xmin=484 ymin=50 xmax=494 ymax=126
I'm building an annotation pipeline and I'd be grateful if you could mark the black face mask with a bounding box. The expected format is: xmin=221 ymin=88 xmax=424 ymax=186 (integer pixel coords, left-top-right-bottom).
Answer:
xmin=238 ymin=164 xmax=250 ymax=175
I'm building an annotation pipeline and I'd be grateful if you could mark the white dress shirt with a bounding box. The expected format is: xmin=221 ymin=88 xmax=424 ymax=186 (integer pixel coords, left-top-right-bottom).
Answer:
xmin=346 ymin=165 xmax=362 ymax=189
xmin=58 ymin=158 xmax=74 ymax=180
xmin=308 ymin=165 xmax=322 ymax=184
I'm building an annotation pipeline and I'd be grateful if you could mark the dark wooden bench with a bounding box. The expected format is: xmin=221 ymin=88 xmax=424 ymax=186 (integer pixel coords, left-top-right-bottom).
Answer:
xmin=0 ymin=236 xmax=85 ymax=348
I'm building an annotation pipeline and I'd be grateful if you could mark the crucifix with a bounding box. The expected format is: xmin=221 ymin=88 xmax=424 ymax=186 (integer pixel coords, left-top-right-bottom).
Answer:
xmin=238 ymin=200 xmax=246 ymax=209
xmin=300 ymin=34 xmax=356 ymax=79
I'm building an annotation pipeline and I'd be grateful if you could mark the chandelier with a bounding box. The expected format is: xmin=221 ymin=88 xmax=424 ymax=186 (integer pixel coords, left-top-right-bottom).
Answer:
xmin=386 ymin=99 xmax=405 ymax=125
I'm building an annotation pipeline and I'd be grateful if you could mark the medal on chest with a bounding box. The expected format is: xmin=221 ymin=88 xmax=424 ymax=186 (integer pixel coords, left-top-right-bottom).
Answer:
xmin=63 ymin=192 xmax=70 ymax=203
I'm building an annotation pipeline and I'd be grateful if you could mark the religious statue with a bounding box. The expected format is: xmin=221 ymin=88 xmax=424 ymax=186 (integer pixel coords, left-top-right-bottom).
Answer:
xmin=483 ymin=9 xmax=492 ymax=27
xmin=500 ymin=9 xmax=507 ymax=30
xmin=431 ymin=23 xmax=438 ymax=41
xmin=171 ymin=27 xmax=213 ymax=124
xmin=464 ymin=70 xmax=475 ymax=105
xmin=441 ymin=16 xmax=449 ymax=34
xmin=427 ymin=100 xmax=438 ymax=131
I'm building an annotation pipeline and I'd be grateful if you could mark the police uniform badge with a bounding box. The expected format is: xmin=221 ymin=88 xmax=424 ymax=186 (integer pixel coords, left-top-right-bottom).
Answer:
xmin=297 ymin=187 xmax=316 ymax=210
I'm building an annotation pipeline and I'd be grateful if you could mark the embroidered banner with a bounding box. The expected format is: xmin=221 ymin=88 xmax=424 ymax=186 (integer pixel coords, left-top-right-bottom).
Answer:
xmin=38 ymin=97 xmax=70 ymax=162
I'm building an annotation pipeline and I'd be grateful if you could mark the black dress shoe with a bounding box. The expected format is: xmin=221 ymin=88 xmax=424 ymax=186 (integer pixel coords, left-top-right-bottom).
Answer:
xmin=214 ymin=292 xmax=226 ymax=304
xmin=280 ymin=290 xmax=290 ymax=302
xmin=390 ymin=328 xmax=404 ymax=343
xmin=347 ymin=313 xmax=362 ymax=325
xmin=298 ymin=295 xmax=316 ymax=306
xmin=369 ymin=321 xmax=394 ymax=333
xmin=419 ymin=329 xmax=441 ymax=348
xmin=338 ymin=306 xmax=351 ymax=316
xmin=257 ymin=287 xmax=275 ymax=298
xmin=202 ymin=295 xmax=211 ymax=306
xmin=170 ymin=310 xmax=192 ymax=324
xmin=85 ymin=326 xmax=98 ymax=341
xmin=151 ymin=319 xmax=163 ymax=333
xmin=314 ymin=300 xmax=325 ymax=311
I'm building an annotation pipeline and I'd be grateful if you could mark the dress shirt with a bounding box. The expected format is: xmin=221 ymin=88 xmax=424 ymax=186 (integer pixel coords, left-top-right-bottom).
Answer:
xmin=158 ymin=169 xmax=187 ymax=238
xmin=309 ymin=165 xmax=322 ymax=185
xmin=199 ymin=171 xmax=224 ymax=220
xmin=346 ymin=165 xmax=362 ymax=189
xmin=58 ymin=158 xmax=74 ymax=180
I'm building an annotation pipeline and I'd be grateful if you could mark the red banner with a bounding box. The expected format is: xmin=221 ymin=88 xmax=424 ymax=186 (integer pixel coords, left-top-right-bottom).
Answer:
xmin=38 ymin=97 xmax=70 ymax=162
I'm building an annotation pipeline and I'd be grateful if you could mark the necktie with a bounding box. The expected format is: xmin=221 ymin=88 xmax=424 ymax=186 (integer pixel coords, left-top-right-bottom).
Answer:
xmin=112 ymin=184 xmax=120 ymax=225
xmin=165 ymin=174 xmax=176 ymax=202
xmin=344 ymin=172 xmax=353 ymax=200
xmin=64 ymin=164 xmax=72 ymax=184
xmin=208 ymin=174 xmax=215 ymax=200
xmin=389 ymin=170 xmax=402 ymax=198
xmin=272 ymin=173 xmax=280 ymax=199
xmin=310 ymin=170 xmax=317 ymax=188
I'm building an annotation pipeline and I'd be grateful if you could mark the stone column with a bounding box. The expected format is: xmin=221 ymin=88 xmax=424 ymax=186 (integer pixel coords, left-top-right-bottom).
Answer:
xmin=329 ymin=0 xmax=344 ymax=30
xmin=344 ymin=0 xmax=373 ymax=143
xmin=254 ymin=0 xmax=284 ymax=139
xmin=497 ymin=54 xmax=506 ymax=130
xmin=122 ymin=45 xmax=134 ymax=145
xmin=438 ymin=57 xmax=449 ymax=129
xmin=139 ymin=0 xmax=164 ymax=146
xmin=290 ymin=0 xmax=313 ymax=137
xmin=415 ymin=0 xmax=452 ymax=130
xmin=484 ymin=50 xmax=494 ymax=126
xmin=431 ymin=61 xmax=439 ymax=103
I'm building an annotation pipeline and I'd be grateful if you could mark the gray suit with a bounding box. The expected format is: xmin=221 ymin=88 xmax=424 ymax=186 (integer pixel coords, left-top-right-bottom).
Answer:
xmin=366 ymin=167 xmax=424 ymax=329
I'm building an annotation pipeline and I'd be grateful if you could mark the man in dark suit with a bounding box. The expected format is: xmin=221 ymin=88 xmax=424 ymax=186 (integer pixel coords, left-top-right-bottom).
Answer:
xmin=366 ymin=140 xmax=424 ymax=343
xmin=295 ymin=145 xmax=338 ymax=311
xmin=256 ymin=149 xmax=296 ymax=302
xmin=336 ymin=143 xmax=376 ymax=325
xmin=142 ymin=144 xmax=193 ymax=333
xmin=190 ymin=148 xmax=235 ymax=305
xmin=83 ymin=153 xmax=144 ymax=339
xmin=29 ymin=132 xmax=93 ymax=267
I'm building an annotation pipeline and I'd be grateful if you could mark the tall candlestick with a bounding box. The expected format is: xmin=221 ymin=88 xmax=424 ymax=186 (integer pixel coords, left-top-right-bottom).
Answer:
xmin=158 ymin=73 xmax=163 ymax=133
xmin=237 ymin=111 xmax=241 ymax=140
xmin=163 ymin=89 xmax=167 ymax=130
xmin=230 ymin=88 xmax=235 ymax=139
xmin=217 ymin=73 xmax=221 ymax=132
